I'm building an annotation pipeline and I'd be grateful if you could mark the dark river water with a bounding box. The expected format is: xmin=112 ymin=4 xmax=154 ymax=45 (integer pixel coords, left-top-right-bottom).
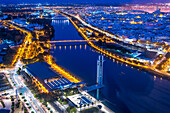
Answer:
xmin=50 ymin=17 xmax=170 ymax=113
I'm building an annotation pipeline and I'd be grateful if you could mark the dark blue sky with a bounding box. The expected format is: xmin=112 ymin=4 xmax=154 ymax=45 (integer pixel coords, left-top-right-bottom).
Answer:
xmin=0 ymin=0 xmax=169 ymax=4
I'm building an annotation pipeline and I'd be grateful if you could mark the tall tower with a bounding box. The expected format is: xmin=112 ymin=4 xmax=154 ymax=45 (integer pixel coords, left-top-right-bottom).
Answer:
xmin=97 ymin=55 xmax=104 ymax=86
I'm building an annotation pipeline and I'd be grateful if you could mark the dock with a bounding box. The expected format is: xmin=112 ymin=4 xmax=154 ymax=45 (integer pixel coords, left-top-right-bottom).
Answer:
xmin=83 ymin=85 xmax=104 ymax=92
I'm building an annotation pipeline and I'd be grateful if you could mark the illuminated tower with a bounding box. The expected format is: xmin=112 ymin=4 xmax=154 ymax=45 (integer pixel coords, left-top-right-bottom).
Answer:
xmin=97 ymin=55 xmax=104 ymax=86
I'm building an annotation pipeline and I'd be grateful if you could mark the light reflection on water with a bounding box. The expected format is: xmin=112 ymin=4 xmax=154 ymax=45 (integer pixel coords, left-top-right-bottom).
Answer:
xmin=50 ymin=17 xmax=170 ymax=113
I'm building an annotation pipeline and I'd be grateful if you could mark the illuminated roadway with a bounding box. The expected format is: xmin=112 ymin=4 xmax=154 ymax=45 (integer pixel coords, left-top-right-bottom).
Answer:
xmin=1 ymin=20 xmax=46 ymax=113
xmin=45 ymin=55 xmax=80 ymax=83
xmin=1 ymin=18 xmax=81 ymax=88
xmin=1 ymin=16 xmax=113 ymax=113
xmin=62 ymin=10 xmax=169 ymax=53
xmin=56 ymin=10 xmax=170 ymax=77
xmin=40 ymin=40 xmax=95 ymax=43
xmin=1 ymin=11 xmax=169 ymax=112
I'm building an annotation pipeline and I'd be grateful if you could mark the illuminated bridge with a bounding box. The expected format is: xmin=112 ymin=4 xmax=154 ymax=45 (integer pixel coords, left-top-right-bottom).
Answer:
xmin=52 ymin=15 xmax=69 ymax=20
xmin=40 ymin=40 xmax=96 ymax=45
xmin=45 ymin=40 xmax=96 ymax=46
xmin=46 ymin=40 xmax=95 ymax=43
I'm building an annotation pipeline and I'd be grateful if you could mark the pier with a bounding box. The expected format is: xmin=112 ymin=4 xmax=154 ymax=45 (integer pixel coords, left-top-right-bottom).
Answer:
xmin=83 ymin=84 xmax=104 ymax=92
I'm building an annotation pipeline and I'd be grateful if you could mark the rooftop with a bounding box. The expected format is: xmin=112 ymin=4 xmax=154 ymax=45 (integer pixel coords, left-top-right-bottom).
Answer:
xmin=26 ymin=62 xmax=59 ymax=80
xmin=26 ymin=62 xmax=85 ymax=92
xmin=67 ymin=93 xmax=92 ymax=107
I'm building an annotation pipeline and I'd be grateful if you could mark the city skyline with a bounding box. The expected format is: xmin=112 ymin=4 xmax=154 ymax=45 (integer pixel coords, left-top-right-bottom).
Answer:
xmin=0 ymin=1 xmax=169 ymax=113
xmin=0 ymin=0 xmax=170 ymax=4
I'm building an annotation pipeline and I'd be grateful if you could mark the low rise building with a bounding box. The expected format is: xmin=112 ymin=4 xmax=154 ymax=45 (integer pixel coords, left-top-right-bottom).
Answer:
xmin=24 ymin=62 xmax=85 ymax=93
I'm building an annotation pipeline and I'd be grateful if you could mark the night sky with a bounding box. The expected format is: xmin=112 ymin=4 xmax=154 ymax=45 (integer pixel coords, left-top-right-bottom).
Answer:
xmin=0 ymin=0 xmax=169 ymax=4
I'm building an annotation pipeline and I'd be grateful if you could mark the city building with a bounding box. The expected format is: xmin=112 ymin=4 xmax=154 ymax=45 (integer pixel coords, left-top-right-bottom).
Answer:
xmin=23 ymin=62 xmax=85 ymax=93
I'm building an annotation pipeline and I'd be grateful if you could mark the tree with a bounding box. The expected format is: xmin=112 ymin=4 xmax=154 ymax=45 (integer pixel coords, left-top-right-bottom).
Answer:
xmin=22 ymin=65 xmax=27 ymax=68
xmin=98 ymin=105 xmax=102 ymax=109
xmin=87 ymin=104 xmax=90 ymax=107
xmin=0 ymin=100 xmax=5 ymax=108
xmin=16 ymin=102 xmax=20 ymax=108
xmin=11 ymin=98 xmax=14 ymax=101
xmin=71 ymin=107 xmax=77 ymax=113
xmin=92 ymin=102 xmax=94 ymax=105
xmin=24 ymin=108 xmax=27 ymax=112
xmin=16 ymin=70 xmax=20 ymax=75
xmin=12 ymin=102 xmax=15 ymax=106
xmin=22 ymin=96 xmax=25 ymax=99
xmin=66 ymin=106 xmax=71 ymax=113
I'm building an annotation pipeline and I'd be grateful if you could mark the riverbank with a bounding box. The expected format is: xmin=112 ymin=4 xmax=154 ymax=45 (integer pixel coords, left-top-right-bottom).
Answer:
xmin=58 ymin=11 xmax=170 ymax=78
xmin=48 ymin=13 xmax=170 ymax=113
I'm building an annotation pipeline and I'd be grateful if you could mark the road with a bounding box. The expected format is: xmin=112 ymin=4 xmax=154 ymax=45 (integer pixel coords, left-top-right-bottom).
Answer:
xmin=12 ymin=61 xmax=45 ymax=113
xmin=57 ymin=11 xmax=170 ymax=77
xmin=0 ymin=20 xmax=47 ymax=112
xmin=1 ymin=18 xmax=72 ymax=113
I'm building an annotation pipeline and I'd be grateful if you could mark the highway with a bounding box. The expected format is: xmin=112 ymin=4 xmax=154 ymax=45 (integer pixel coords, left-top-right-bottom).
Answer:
xmin=1 ymin=9 xmax=169 ymax=113
xmin=57 ymin=11 xmax=170 ymax=77
xmin=13 ymin=61 xmax=45 ymax=113
xmin=1 ymin=17 xmax=84 ymax=111
xmin=0 ymin=20 xmax=47 ymax=112
xmin=65 ymin=11 xmax=169 ymax=53
xmin=1 ymin=13 xmax=113 ymax=113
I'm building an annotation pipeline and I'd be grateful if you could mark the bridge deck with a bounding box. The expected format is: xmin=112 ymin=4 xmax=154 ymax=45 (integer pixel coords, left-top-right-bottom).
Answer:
xmin=48 ymin=40 xmax=95 ymax=43
xmin=51 ymin=42 xmax=88 ymax=46
xmin=84 ymin=85 xmax=104 ymax=92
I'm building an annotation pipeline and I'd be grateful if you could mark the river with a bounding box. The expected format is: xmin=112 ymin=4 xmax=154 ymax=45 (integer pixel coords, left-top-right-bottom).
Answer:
xmin=50 ymin=16 xmax=170 ymax=113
